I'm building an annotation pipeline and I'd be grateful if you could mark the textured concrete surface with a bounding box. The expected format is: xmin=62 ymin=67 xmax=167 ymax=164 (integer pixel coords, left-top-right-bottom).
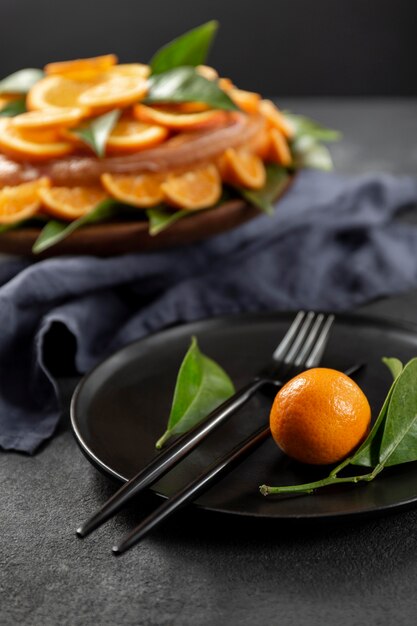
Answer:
xmin=1 ymin=100 xmax=417 ymax=626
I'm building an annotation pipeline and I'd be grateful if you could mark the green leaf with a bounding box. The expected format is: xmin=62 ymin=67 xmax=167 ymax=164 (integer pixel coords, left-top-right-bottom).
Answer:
xmin=0 ymin=69 xmax=44 ymax=95
xmin=0 ymin=97 xmax=27 ymax=117
xmin=147 ymin=207 xmax=188 ymax=235
xmin=146 ymin=67 xmax=237 ymax=111
xmin=291 ymin=136 xmax=334 ymax=171
xmin=150 ymin=21 xmax=218 ymax=75
xmin=236 ymin=164 xmax=290 ymax=215
xmin=284 ymin=111 xmax=340 ymax=172
xmin=379 ymin=358 xmax=417 ymax=466
xmin=32 ymin=199 xmax=120 ymax=253
xmin=348 ymin=379 xmax=397 ymax=469
xmin=0 ymin=215 xmax=48 ymax=234
xmin=382 ymin=357 xmax=404 ymax=381
xmin=284 ymin=112 xmax=341 ymax=142
xmin=156 ymin=336 xmax=235 ymax=449
xmin=72 ymin=109 xmax=120 ymax=158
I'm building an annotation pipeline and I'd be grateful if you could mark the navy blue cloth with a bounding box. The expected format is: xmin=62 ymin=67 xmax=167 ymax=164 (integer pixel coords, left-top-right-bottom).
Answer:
xmin=1 ymin=170 xmax=417 ymax=453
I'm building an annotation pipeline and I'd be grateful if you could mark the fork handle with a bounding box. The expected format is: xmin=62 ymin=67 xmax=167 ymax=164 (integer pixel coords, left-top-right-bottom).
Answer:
xmin=77 ymin=378 xmax=267 ymax=538
xmin=113 ymin=424 xmax=271 ymax=554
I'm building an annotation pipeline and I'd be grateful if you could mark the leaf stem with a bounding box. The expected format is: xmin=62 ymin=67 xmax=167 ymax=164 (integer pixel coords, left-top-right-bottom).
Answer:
xmin=259 ymin=471 xmax=377 ymax=496
xmin=155 ymin=431 xmax=171 ymax=450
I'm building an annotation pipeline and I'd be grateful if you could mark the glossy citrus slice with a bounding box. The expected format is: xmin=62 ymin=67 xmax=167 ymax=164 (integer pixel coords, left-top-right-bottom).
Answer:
xmin=0 ymin=118 xmax=74 ymax=160
xmin=218 ymin=78 xmax=234 ymax=91
xmin=220 ymin=148 xmax=266 ymax=190
xmin=39 ymin=185 xmax=108 ymax=220
xmin=106 ymin=63 xmax=150 ymax=79
xmin=44 ymin=54 xmax=118 ymax=80
xmin=27 ymin=76 xmax=92 ymax=112
xmin=0 ymin=178 xmax=50 ymax=224
xmin=101 ymin=172 xmax=165 ymax=207
xmin=268 ymin=128 xmax=292 ymax=166
xmin=134 ymin=103 xmax=227 ymax=131
xmin=78 ymin=76 xmax=148 ymax=110
xmin=12 ymin=107 xmax=84 ymax=130
xmin=260 ymin=99 xmax=293 ymax=138
xmin=106 ymin=118 xmax=169 ymax=154
xmin=161 ymin=164 xmax=221 ymax=210
xmin=229 ymin=89 xmax=261 ymax=114
xmin=196 ymin=65 xmax=219 ymax=81
xmin=245 ymin=120 xmax=271 ymax=160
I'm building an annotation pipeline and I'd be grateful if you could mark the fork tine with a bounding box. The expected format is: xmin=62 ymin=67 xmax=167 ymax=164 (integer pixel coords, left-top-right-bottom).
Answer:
xmin=272 ymin=311 xmax=306 ymax=360
xmin=283 ymin=311 xmax=317 ymax=364
xmin=293 ymin=313 xmax=325 ymax=366
xmin=304 ymin=314 xmax=335 ymax=368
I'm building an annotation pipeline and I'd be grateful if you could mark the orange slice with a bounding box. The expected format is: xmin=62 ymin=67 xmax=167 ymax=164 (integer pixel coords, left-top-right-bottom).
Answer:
xmin=0 ymin=118 xmax=74 ymax=160
xmin=196 ymin=65 xmax=219 ymax=81
xmin=218 ymin=78 xmax=234 ymax=91
xmin=106 ymin=118 xmax=169 ymax=154
xmin=0 ymin=178 xmax=50 ymax=224
xmin=161 ymin=164 xmax=221 ymax=210
xmin=27 ymin=76 xmax=92 ymax=112
xmin=259 ymin=100 xmax=293 ymax=138
xmin=268 ymin=128 xmax=292 ymax=166
xmin=220 ymin=148 xmax=266 ymax=190
xmin=39 ymin=185 xmax=108 ymax=220
xmin=11 ymin=107 xmax=84 ymax=130
xmin=44 ymin=54 xmax=118 ymax=80
xmin=228 ymin=89 xmax=261 ymax=114
xmin=246 ymin=126 xmax=272 ymax=160
xmin=134 ymin=103 xmax=227 ymax=131
xmin=106 ymin=63 xmax=150 ymax=79
xmin=78 ymin=76 xmax=148 ymax=110
xmin=101 ymin=172 xmax=165 ymax=207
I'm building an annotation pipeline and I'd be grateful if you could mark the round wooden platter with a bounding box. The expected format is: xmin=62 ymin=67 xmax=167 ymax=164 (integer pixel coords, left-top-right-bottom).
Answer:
xmin=0 ymin=178 xmax=293 ymax=257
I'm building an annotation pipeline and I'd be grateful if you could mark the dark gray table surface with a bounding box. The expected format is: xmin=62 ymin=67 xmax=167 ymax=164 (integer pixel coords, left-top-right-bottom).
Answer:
xmin=1 ymin=99 xmax=417 ymax=626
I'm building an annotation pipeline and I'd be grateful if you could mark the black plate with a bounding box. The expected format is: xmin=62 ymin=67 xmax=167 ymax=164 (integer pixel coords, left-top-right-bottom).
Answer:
xmin=71 ymin=312 xmax=417 ymax=520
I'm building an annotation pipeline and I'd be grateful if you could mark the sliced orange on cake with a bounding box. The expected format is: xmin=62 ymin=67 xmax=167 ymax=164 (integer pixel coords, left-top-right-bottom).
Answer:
xmin=101 ymin=172 xmax=165 ymax=207
xmin=44 ymin=54 xmax=118 ymax=81
xmin=27 ymin=76 xmax=92 ymax=112
xmin=268 ymin=128 xmax=292 ymax=166
xmin=133 ymin=103 xmax=227 ymax=131
xmin=161 ymin=164 xmax=221 ymax=210
xmin=0 ymin=118 xmax=74 ymax=160
xmin=219 ymin=148 xmax=266 ymax=189
xmin=78 ymin=76 xmax=148 ymax=111
xmin=11 ymin=108 xmax=84 ymax=130
xmin=105 ymin=63 xmax=150 ymax=80
xmin=39 ymin=185 xmax=108 ymax=220
xmin=228 ymin=89 xmax=261 ymax=114
xmin=0 ymin=178 xmax=50 ymax=224
xmin=259 ymin=100 xmax=293 ymax=138
xmin=106 ymin=118 xmax=169 ymax=154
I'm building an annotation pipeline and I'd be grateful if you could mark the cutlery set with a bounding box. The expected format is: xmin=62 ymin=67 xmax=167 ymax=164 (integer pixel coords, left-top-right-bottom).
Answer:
xmin=76 ymin=311 xmax=360 ymax=554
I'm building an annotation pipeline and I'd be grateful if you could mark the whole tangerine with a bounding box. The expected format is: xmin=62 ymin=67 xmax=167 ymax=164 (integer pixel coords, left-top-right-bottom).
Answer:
xmin=269 ymin=368 xmax=371 ymax=465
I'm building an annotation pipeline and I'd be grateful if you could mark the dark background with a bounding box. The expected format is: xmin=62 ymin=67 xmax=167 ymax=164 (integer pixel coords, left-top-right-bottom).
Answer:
xmin=1 ymin=0 xmax=416 ymax=96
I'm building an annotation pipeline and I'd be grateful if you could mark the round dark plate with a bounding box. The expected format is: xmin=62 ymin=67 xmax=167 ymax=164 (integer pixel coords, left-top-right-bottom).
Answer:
xmin=71 ymin=312 xmax=417 ymax=520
